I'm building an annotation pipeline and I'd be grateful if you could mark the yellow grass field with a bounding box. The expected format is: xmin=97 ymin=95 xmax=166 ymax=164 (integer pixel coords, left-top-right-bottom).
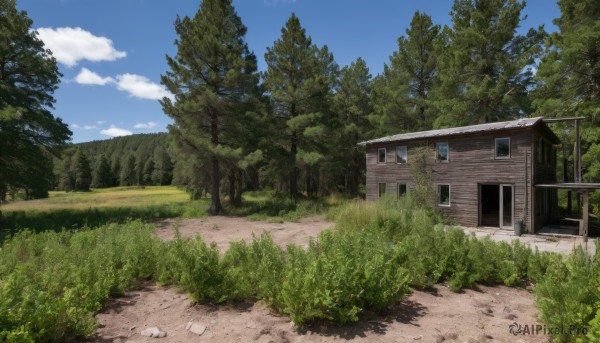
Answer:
xmin=2 ymin=186 xmax=190 ymax=213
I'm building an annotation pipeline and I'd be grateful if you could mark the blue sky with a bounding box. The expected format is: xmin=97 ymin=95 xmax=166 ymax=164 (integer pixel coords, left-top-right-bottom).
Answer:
xmin=17 ymin=0 xmax=560 ymax=143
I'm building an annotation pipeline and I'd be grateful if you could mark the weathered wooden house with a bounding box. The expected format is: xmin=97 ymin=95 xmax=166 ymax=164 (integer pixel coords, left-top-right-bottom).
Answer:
xmin=361 ymin=117 xmax=562 ymax=234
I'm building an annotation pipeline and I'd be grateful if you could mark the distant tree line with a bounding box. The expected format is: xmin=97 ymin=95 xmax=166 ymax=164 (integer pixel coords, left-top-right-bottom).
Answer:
xmin=53 ymin=133 xmax=174 ymax=191
xmin=2 ymin=0 xmax=598 ymax=215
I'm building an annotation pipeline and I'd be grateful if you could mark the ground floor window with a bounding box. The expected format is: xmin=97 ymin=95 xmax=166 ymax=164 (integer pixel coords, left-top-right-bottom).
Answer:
xmin=398 ymin=183 xmax=407 ymax=198
xmin=438 ymin=184 xmax=450 ymax=206
xmin=378 ymin=183 xmax=386 ymax=197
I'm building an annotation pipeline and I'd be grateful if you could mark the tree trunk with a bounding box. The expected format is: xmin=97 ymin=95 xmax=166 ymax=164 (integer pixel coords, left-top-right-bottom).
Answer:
xmin=290 ymin=129 xmax=298 ymax=200
xmin=208 ymin=113 xmax=223 ymax=215
xmin=234 ymin=168 xmax=243 ymax=205
xmin=228 ymin=168 xmax=236 ymax=206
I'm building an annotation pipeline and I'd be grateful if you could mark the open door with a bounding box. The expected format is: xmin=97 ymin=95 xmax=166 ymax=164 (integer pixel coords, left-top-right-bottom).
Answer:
xmin=480 ymin=184 xmax=513 ymax=229
xmin=500 ymin=184 xmax=513 ymax=229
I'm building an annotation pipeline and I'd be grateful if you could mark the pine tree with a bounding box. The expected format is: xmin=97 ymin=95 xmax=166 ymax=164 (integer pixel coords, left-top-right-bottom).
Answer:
xmin=331 ymin=58 xmax=373 ymax=196
xmin=58 ymin=153 xmax=74 ymax=192
xmin=263 ymin=13 xmax=338 ymax=198
xmin=110 ymin=155 xmax=121 ymax=187
xmin=161 ymin=0 xmax=259 ymax=214
xmin=151 ymin=147 xmax=173 ymax=185
xmin=120 ymin=153 xmax=137 ymax=186
xmin=142 ymin=158 xmax=154 ymax=185
xmin=0 ymin=0 xmax=71 ymax=202
xmin=533 ymin=0 xmax=600 ymax=181
xmin=73 ymin=148 xmax=91 ymax=191
xmin=92 ymin=154 xmax=112 ymax=188
xmin=370 ymin=11 xmax=441 ymax=135
xmin=430 ymin=0 xmax=545 ymax=127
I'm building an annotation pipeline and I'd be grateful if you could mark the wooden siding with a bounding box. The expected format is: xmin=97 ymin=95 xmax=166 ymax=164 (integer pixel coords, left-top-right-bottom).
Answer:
xmin=366 ymin=128 xmax=535 ymax=232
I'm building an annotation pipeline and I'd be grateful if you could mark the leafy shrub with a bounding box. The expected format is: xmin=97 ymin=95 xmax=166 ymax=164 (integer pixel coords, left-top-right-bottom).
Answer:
xmin=0 ymin=221 xmax=159 ymax=342
xmin=219 ymin=233 xmax=285 ymax=304
xmin=280 ymin=229 xmax=409 ymax=325
xmin=156 ymin=233 xmax=223 ymax=302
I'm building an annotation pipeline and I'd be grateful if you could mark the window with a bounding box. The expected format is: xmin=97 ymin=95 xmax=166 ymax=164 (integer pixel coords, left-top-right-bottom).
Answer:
xmin=378 ymin=183 xmax=386 ymax=197
xmin=436 ymin=142 xmax=449 ymax=162
xmin=398 ymin=184 xmax=407 ymax=198
xmin=495 ymin=137 xmax=510 ymax=159
xmin=378 ymin=148 xmax=386 ymax=163
xmin=396 ymin=146 xmax=407 ymax=164
xmin=438 ymin=184 xmax=450 ymax=206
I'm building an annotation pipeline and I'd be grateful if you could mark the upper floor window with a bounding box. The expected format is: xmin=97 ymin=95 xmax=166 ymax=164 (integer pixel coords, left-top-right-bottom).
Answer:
xmin=495 ymin=137 xmax=510 ymax=159
xmin=378 ymin=148 xmax=386 ymax=163
xmin=396 ymin=146 xmax=407 ymax=164
xmin=436 ymin=142 xmax=449 ymax=162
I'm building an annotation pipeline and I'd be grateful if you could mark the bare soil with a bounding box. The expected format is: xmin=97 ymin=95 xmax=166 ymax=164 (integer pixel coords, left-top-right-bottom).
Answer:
xmin=90 ymin=216 xmax=549 ymax=343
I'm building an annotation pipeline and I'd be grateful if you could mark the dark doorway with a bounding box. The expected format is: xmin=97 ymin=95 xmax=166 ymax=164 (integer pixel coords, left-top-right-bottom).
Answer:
xmin=481 ymin=185 xmax=500 ymax=227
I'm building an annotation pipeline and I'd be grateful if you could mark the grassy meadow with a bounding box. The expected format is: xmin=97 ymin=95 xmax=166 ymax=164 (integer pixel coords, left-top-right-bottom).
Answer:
xmin=0 ymin=186 xmax=208 ymax=240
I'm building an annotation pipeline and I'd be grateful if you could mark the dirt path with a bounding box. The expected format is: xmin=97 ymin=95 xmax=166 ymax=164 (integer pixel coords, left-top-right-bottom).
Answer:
xmin=90 ymin=216 xmax=549 ymax=343
xmin=154 ymin=216 xmax=333 ymax=250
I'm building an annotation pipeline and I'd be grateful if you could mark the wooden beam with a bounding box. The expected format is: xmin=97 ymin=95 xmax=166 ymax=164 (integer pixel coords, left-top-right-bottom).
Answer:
xmin=583 ymin=190 xmax=589 ymax=242
xmin=542 ymin=117 xmax=585 ymax=123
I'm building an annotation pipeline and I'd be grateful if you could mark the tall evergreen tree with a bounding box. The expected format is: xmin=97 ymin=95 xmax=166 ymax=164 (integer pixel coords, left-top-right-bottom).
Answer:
xmin=152 ymin=146 xmax=173 ymax=185
xmin=110 ymin=155 xmax=121 ymax=187
xmin=161 ymin=0 xmax=259 ymax=214
xmin=142 ymin=158 xmax=155 ymax=185
xmin=370 ymin=11 xmax=441 ymax=135
xmin=331 ymin=58 xmax=373 ymax=196
xmin=73 ymin=148 xmax=91 ymax=191
xmin=120 ymin=153 xmax=137 ymax=186
xmin=263 ymin=13 xmax=338 ymax=198
xmin=533 ymin=0 xmax=600 ymax=181
xmin=0 ymin=0 xmax=71 ymax=203
xmin=92 ymin=154 xmax=112 ymax=188
xmin=430 ymin=0 xmax=545 ymax=127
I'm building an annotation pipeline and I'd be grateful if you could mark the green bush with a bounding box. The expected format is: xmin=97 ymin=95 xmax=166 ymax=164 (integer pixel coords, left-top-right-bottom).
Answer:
xmin=156 ymin=233 xmax=223 ymax=302
xmin=280 ymin=229 xmax=409 ymax=325
xmin=0 ymin=221 xmax=160 ymax=342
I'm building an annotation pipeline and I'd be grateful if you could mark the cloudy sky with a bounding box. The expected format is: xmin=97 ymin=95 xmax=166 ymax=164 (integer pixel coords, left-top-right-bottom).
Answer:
xmin=18 ymin=0 xmax=560 ymax=143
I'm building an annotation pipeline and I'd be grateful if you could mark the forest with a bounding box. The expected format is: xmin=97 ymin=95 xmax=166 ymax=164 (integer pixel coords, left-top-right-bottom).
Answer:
xmin=1 ymin=0 xmax=599 ymax=215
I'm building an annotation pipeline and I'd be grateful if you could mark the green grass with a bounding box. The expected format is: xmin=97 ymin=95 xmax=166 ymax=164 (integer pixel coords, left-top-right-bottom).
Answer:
xmin=0 ymin=186 xmax=208 ymax=240
xmin=2 ymin=186 xmax=190 ymax=212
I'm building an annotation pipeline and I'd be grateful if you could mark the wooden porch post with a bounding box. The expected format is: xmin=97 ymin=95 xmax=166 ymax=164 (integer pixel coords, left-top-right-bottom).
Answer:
xmin=582 ymin=190 xmax=589 ymax=242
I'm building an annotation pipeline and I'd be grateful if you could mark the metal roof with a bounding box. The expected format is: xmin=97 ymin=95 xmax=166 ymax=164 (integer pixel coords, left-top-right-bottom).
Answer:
xmin=360 ymin=117 xmax=548 ymax=145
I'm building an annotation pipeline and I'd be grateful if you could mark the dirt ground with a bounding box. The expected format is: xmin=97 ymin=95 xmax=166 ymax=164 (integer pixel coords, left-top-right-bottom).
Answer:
xmin=90 ymin=216 xmax=549 ymax=343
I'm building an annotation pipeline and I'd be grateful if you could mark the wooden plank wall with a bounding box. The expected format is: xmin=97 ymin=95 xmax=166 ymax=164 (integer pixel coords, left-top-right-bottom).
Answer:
xmin=366 ymin=128 xmax=535 ymax=231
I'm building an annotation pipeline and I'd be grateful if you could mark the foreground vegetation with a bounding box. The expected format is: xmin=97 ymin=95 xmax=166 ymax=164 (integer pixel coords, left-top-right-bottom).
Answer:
xmin=1 ymin=196 xmax=599 ymax=342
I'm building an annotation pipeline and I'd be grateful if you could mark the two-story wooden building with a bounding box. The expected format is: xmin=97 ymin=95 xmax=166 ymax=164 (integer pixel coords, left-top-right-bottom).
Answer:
xmin=361 ymin=117 xmax=561 ymax=234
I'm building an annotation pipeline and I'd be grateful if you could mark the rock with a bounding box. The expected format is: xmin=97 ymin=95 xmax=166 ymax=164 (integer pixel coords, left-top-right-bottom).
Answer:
xmin=445 ymin=332 xmax=459 ymax=340
xmin=140 ymin=327 xmax=167 ymax=338
xmin=464 ymin=338 xmax=480 ymax=343
xmin=503 ymin=313 xmax=517 ymax=320
xmin=413 ymin=335 xmax=422 ymax=340
xmin=435 ymin=334 xmax=446 ymax=343
xmin=129 ymin=326 xmax=136 ymax=331
xmin=186 ymin=321 xmax=206 ymax=336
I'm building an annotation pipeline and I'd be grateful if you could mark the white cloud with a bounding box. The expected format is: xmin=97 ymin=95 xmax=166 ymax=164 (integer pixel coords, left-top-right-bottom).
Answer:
xmin=83 ymin=125 xmax=97 ymax=130
xmin=75 ymin=68 xmax=115 ymax=86
xmin=36 ymin=27 xmax=127 ymax=67
xmin=116 ymin=73 xmax=173 ymax=101
xmin=71 ymin=123 xmax=81 ymax=129
xmin=97 ymin=120 xmax=106 ymax=125
xmin=134 ymin=121 xmax=158 ymax=129
xmin=100 ymin=125 xmax=133 ymax=137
